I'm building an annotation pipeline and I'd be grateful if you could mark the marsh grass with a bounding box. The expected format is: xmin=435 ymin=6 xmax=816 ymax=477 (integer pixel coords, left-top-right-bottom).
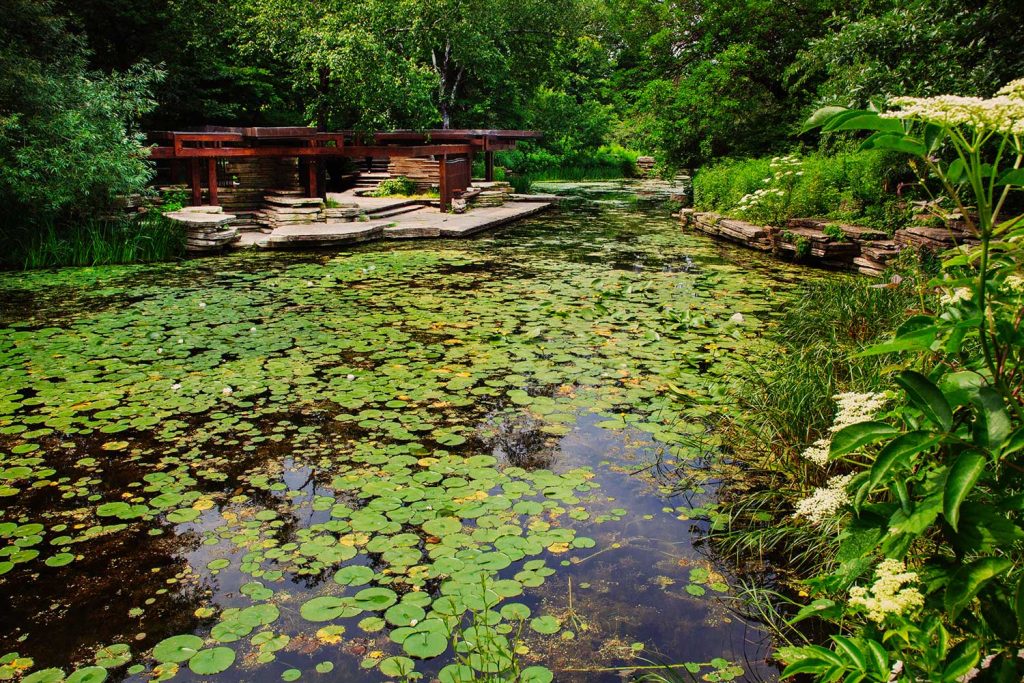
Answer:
xmin=710 ymin=270 xmax=927 ymax=573
xmin=9 ymin=213 xmax=184 ymax=269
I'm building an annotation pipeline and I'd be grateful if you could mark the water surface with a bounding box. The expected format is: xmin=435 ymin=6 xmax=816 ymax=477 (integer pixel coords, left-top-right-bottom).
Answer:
xmin=0 ymin=182 xmax=807 ymax=682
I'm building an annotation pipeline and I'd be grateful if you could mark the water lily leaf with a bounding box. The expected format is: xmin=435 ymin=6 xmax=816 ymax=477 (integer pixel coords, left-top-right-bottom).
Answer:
xmin=188 ymin=647 xmax=236 ymax=675
xmin=153 ymin=634 xmax=204 ymax=663
xmin=530 ymin=616 xmax=560 ymax=634
xmin=379 ymin=656 xmax=416 ymax=677
xmin=353 ymin=587 xmax=398 ymax=611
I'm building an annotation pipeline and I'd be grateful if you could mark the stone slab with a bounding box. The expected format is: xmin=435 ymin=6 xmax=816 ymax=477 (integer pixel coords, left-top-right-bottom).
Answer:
xmin=262 ymin=221 xmax=385 ymax=247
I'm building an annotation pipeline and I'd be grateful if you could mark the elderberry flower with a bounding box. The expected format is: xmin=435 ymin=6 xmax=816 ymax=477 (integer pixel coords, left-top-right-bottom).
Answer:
xmin=939 ymin=287 xmax=973 ymax=306
xmin=1004 ymin=274 xmax=1024 ymax=293
xmin=793 ymin=473 xmax=854 ymax=525
xmin=831 ymin=392 xmax=889 ymax=432
xmin=800 ymin=392 xmax=887 ymax=466
xmin=800 ymin=438 xmax=831 ymax=466
xmin=881 ymin=84 xmax=1024 ymax=136
xmin=848 ymin=559 xmax=924 ymax=623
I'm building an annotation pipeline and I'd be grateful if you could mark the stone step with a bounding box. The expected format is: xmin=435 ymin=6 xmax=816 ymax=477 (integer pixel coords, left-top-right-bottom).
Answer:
xmin=367 ymin=205 xmax=428 ymax=219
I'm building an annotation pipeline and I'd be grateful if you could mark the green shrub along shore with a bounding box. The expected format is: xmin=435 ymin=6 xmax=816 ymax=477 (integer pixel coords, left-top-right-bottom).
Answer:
xmin=693 ymin=148 xmax=914 ymax=233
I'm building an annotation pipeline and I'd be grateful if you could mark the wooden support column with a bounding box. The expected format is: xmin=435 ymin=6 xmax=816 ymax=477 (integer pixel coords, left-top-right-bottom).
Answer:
xmin=439 ymin=155 xmax=450 ymax=212
xmin=306 ymin=160 xmax=319 ymax=198
xmin=484 ymin=151 xmax=494 ymax=182
xmin=306 ymin=139 xmax=320 ymax=198
xmin=207 ymin=158 xmax=219 ymax=206
xmin=189 ymin=159 xmax=202 ymax=206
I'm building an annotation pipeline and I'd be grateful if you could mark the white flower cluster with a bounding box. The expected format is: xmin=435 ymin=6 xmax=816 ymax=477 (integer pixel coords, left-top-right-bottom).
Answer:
xmin=1004 ymin=274 xmax=1024 ymax=293
xmin=832 ymin=391 xmax=889 ymax=431
xmin=848 ymin=558 xmax=924 ymax=624
xmin=881 ymin=78 xmax=1024 ymax=135
xmin=793 ymin=473 xmax=855 ymax=525
xmin=800 ymin=392 xmax=888 ymax=466
xmin=736 ymin=187 xmax=785 ymax=213
xmin=939 ymin=287 xmax=973 ymax=306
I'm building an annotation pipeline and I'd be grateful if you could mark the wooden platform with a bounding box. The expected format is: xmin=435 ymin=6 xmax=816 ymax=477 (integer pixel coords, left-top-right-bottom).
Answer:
xmin=234 ymin=201 xmax=551 ymax=250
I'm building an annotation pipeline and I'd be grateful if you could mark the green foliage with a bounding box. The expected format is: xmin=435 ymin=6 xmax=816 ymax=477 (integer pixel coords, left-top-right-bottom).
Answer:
xmin=773 ymin=87 xmax=1024 ymax=681
xmin=788 ymin=0 xmax=1024 ymax=109
xmin=0 ymin=0 xmax=161 ymax=232
xmin=822 ymin=224 xmax=848 ymax=241
xmin=10 ymin=213 xmax=185 ymax=269
xmin=497 ymin=144 xmax=638 ymax=179
xmin=693 ymin=150 xmax=913 ymax=232
xmin=371 ymin=176 xmax=418 ymax=197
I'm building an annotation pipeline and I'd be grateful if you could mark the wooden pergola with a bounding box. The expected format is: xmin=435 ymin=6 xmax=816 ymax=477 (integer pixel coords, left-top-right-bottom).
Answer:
xmin=147 ymin=127 xmax=541 ymax=211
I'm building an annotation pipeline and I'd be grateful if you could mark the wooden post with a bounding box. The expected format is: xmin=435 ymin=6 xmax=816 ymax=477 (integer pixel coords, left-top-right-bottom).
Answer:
xmin=207 ymin=158 xmax=219 ymax=206
xmin=306 ymin=139 xmax=320 ymax=198
xmin=307 ymin=160 xmax=319 ymax=198
xmin=189 ymin=159 xmax=202 ymax=206
xmin=485 ymin=151 xmax=494 ymax=182
xmin=439 ymin=155 xmax=449 ymax=212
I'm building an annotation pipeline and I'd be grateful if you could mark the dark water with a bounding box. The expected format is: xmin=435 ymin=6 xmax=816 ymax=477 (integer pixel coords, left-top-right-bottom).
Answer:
xmin=0 ymin=181 xmax=810 ymax=682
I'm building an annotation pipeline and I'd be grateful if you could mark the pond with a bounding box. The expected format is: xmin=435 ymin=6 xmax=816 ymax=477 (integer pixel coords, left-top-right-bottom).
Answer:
xmin=0 ymin=182 xmax=810 ymax=683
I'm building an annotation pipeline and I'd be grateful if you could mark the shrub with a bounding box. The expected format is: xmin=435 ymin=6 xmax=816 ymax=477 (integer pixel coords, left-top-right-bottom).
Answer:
xmin=693 ymin=150 xmax=913 ymax=232
xmin=371 ymin=176 xmax=417 ymax=197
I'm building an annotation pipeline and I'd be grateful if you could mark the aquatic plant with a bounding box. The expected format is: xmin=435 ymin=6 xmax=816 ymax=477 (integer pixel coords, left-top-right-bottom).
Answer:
xmin=0 ymin=198 xmax=779 ymax=681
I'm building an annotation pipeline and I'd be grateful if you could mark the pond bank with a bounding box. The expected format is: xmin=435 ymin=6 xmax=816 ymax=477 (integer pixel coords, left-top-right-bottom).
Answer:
xmin=681 ymin=209 xmax=977 ymax=276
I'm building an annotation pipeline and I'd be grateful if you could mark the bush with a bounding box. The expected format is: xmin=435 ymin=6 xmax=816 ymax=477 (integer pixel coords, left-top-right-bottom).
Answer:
xmin=0 ymin=0 xmax=161 ymax=231
xmin=693 ymin=150 xmax=913 ymax=232
xmin=371 ymin=176 xmax=417 ymax=197
xmin=495 ymin=143 xmax=640 ymax=180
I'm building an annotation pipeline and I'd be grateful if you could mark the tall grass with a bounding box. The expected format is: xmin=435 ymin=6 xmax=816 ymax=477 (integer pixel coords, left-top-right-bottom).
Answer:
xmin=710 ymin=267 xmax=929 ymax=573
xmin=8 ymin=213 xmax=184 ymax=269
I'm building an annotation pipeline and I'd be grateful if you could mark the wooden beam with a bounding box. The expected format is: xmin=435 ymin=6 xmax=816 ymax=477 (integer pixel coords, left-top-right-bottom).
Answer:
xmin=207 ymin=158 xmax=218 ymax=206
xmin=149 ymin=144 xmax=475 ymax=160
xmin=189 ymin=159 xmax=202 ymax=206
xmin=485 ymin=151 xmax=494 ymax=182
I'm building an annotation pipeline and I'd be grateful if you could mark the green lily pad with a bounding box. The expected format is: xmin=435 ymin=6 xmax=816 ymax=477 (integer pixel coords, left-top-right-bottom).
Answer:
xmin=188 ymin=647 xmax=236 ymax=675
xmin=152 ymin=634 xmax=204 ymax=663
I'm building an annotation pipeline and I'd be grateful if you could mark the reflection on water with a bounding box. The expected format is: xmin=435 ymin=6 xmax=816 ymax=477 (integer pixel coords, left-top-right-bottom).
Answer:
xmin=0 ymin=181 xmax=809 ymax=681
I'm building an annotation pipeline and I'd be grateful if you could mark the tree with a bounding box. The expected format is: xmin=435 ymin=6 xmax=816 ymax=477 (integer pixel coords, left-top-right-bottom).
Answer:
xmin=0 ymin=0 xmax=161 ymax=227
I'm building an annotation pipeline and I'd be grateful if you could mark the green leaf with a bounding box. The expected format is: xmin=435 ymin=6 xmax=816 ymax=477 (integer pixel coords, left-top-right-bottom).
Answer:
xmin=827 ymin=113 xmax=904 ymax=134
xmin=939 ymin=371 xmax=984 ymax=407
xmin=869 ymin=431 xmax=942 ymax=489
xmin=152 ymin=634 xmax=204 ymax=663
xmin=943 ymin=451 xmax=987 ymax=530
xmin=852 ymin=327 xmax=937 ymax=357
xmin=941 ymin=639 xmax=980 ymax=682
xmin=1014 ymin=573 xmax=1024 ymax=637
xmin=945 ymin=557 xmax=1012 ymax=619
xmin=530 ymin=615 xmax=561 ymax=634
xmin=66 ymin=668 xmax=107 ymax=683
xmin=801 ymin=106 xmax=849 ymax=133
xmin=860 ymin=132 xmax=926 ymax=156
xmin=971 ymin=388 xmax=1011 ymax=449
xmin=188 ymin=647 xmax=236 ymax=676
xmin=830 ymin=635 xmax=866 ymax=671
xmin=896 ymin=370 xmax=953 ymax=431
xmin=997 ymin=167 xmax=1024 ymax=186
xmin=830 ymin=422 xmax=900 ymax=458
xmin=946 ymin=158 xmax=966 ymax=184
xmin=1003 ymin=426 xmax=1024 ymax=459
